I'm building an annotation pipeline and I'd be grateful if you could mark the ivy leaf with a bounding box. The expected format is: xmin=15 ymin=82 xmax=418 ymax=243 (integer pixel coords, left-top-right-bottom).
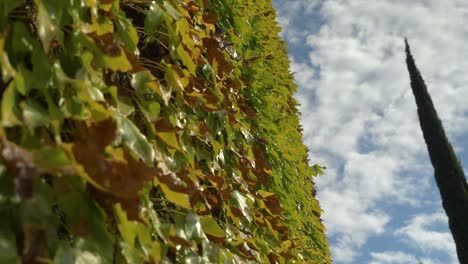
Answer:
xmin=0 ymin=227 xmax=18 ymax=263
xmin=201 ymin=216 xmax=225 ymax=241
xmin=21 ymin=99 xmax=50 ymax=129
xmin=116 ymin=17 xmax=138 ymax=54
xmin=165 ymin=65 xmax=188 ymax=92
xmin=114 ymin=204 xmax=139 ymax=258
xmin=0 ymin=38 xmax=15 ymax=81
xmin=157 ymin=132 xmax=181 ymax=151
xmin=145 ymin=3 xmax=167 ymax=35
xmin=148 ymin=102 xmax=161 ymax=118
xmin=36 ymin=2 xmax=57 ymax=52
xmin=32 ymin=147 xmax=71 ymax=170
xmin=57 ymin=186 xmax=114 ymax=261
xmin=163 ymin=2 xmax=182 ymax=21
xmin=176 ymin=44 xmax=197 ymax=74
xmin=232 ymin=191 xmax=252 ymax=223
xmin=185 ymin=212 xmax=203 ymax=241
xmin=103 ymin=51 xmax=133 ymax=72
xmin=37 ymin=0 xmax=65 ymax=52
xmin=71 ymin=119 xmax=157 ymax=202
xmin=131 ymin=70 xmax=155 ymax=91
xmin=1 ymin=81 xmax=22 ymax=127
xmin=115 ymin=113 xmax=155 ymax=166
xmin=159 ymin=182 xmax=191 ymax=209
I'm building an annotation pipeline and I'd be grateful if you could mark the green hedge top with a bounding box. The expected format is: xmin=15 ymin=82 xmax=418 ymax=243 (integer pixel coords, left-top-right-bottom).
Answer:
xmin=0 ymin=0 xmax=330 ymax=263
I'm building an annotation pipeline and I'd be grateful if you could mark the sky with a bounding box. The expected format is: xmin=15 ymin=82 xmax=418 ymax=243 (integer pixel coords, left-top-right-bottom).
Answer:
xmin=272 ymin=0 xmax=468 ymax=263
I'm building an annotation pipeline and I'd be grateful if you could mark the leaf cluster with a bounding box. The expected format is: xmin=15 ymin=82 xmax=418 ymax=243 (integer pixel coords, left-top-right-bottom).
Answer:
xmin=0 ymin=0 xmax=330 ymax=263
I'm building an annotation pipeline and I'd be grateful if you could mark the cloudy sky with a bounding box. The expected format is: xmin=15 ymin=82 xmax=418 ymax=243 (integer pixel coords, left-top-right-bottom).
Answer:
xmin=272 ymin=0 xmax=468 ymax=263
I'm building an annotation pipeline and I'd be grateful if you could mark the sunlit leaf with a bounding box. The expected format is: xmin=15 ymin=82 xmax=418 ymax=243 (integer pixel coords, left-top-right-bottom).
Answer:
xmin=21 ymin=99 xmax=50 ymax=129
xmin=157 ymin=131 xmax=181 ymax=151
xmin=163 ymin=2 xmax=182 ymax=20
xmin=103 ymin=51 xmax=133 ymax=72
xmin=1 ymin=81 xmax=21 ymax=127
xmin=36 ymin=2 xmax=57 ymax=52
xmin=115 ymin=113 xmax=155 ymax=166
xmin=201 ymin=216 xmax=225 ymax=239
xmin=159 ymin=182 xmax=191 ymax=209
xmin=116 ymin=18 xmax=138 ymax=53
xmin=145 ymin=3 xmax=167 ymax=35
xmin=0 ymin=38 xmax=15 ymax=81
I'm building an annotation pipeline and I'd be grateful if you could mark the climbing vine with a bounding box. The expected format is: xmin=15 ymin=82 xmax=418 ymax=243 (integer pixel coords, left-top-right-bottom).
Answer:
xmin=0 ymin=0 xmax=330 ymax=263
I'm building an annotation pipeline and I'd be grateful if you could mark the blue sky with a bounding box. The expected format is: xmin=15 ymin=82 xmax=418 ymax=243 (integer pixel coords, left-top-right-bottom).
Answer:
xmin=272 ymin=1 xmax=468 ymax=263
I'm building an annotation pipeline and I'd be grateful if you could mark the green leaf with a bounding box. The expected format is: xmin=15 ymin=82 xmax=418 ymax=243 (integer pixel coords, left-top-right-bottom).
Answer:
xmin=114 ymin=204 xmax=138 ymax=247
xmin=185 ymin=212 xmax=203 ymax=241
xmin=115 ymin=112 xmax=155 ymax=166
xmin=201 ymin=216 xmax=225 ymax=238
xmin=163 ymin=2 xmax=182 ymax=21
xmin=0 ymin=228 xmax=18 ymax=263
xmin=232 ymin=191 xmax=252 ymax=222
xmin=165 ymin=65 xmax=188 ymax=92
xmin=116 ymin=17 xmax=138 ymax=53
xmin=176 ymin=44 xmax=197 ymax=74
xmin=1 ymin=81 xmax=21 ymax=127
xmin=157 ymin=132 xmax=181 ymax=151
xmin=131 ymin=70 xmax=155 ymax=91
xmin=145 ymin=3 xmax=166 ymax=35
xmin=103 ymin=52 xmax=133 ymax=72
xmin=159 ymin=183 xmax=191 ymax=209
xmin=33 ymin=147 xmax=71 ymax=169
xmin=58 ymin=183 xmax=113 ymax=259
xmin=148 ymin=102 xmax=160 ymax=118
xmin=21 ymin=99 xmax=50 ymax=129
xmin=14 ymin=72 xmax=25 ymax=95
xmin=0 ymin=38 xmax=15 ymax=81
xmin=37 ymin=1 xmax=58 ymax=52
xmin=117 ymin=96 xmax=135 ymax=116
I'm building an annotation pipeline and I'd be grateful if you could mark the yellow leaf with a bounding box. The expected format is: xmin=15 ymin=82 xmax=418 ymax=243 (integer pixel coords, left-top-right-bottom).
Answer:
xmin=160 ymin=183 xmax=191 ymax=209
xmin=0 ymin=38 xmax=16 ymax=80
xmin=103 ymin=51 xmax=133 ymax=72
xmin=201 ymin=216 xmax=225 ymax=238
xmin=257 ymin=190 xmax=276 ymax=198
xmin=157 ymin=132 xmax=181 ymax=151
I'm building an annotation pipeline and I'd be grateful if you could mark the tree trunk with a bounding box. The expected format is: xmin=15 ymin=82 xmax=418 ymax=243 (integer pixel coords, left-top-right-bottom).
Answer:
xmin=405 ymin=39 xmax=468 ymax=263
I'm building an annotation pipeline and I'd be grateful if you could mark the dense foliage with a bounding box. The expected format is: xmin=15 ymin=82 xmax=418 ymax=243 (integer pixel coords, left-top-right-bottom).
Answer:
xmin=405 ymin=40 xmax=468 ymax=263
xmin=0 ymin=0 xmax=330 ymax=263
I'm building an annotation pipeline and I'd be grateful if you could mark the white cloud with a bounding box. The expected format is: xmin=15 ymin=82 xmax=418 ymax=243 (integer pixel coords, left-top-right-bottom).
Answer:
xmin=274 ymin=0 xmax=468 ymax=263
xmin=395 ymin=212 xmax=457 ymax=262
xmin=369 ymin=251 xmax=437 ymax=264
xmin=273 ymin=0 xmax=323 ymax=44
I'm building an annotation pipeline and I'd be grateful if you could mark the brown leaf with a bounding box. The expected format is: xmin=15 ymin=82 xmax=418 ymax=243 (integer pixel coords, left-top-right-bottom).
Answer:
xmin=264 ymin=195 xmax=282 ymax=215
xmin=154 ymin=118 xmax=177 ymax=132
xmin=72 ymin=119 xmax=159 ymax=219
xmin=188 ymin=1 xmax=201 ymax=17
xmin=206 ymin=175 xmax=224 ymax=189
xmin=230 ymin=206 xmax=243 ymax=218
xmin=169 ymin=235 xmax=191 ymax=247
xmin=89 ymin=32 xmax=121 ymax=56
xmin=202 ymin=13 xmax=218 ymax=25
xmin=202 ymin=37 xmax=233 ymax=76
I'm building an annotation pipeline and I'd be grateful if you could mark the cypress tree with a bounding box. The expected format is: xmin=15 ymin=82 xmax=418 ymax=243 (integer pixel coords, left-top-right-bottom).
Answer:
xmin=405 ymin=39 xmax=468 ymax=263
